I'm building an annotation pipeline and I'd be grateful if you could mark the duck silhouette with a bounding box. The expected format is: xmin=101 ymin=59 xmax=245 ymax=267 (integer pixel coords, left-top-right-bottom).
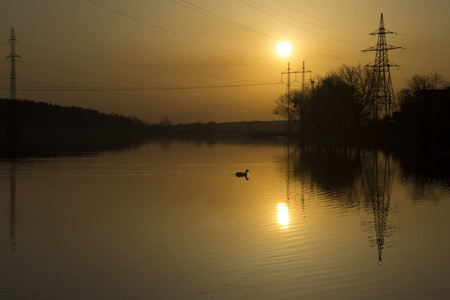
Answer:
xmin=235 ymin=169 xmax=249 ymax=179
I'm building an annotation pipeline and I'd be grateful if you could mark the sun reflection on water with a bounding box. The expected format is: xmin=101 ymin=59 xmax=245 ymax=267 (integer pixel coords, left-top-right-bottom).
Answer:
xmin=277 ymin=203 xmax=290 ymax=229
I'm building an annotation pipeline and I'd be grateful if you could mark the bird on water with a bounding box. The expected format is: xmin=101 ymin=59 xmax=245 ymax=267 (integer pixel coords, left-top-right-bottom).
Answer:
xmin=235 ymin=169 xmax=249 ymax=178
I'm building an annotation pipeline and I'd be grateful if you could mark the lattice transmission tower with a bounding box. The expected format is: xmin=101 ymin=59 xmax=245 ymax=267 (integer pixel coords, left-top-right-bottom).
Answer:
xmin=362 ymin=13 xmax=403 ymax=120
xmin=280 ymin=61 xmax=314 ymax=132
xmin=6 ymin=27 xmax=20 ymax=100
xmin=299 ymin=61 xmax=313 ymax=95
xmin=5 ymin=27 xmax=20 ymax=153
xmin=280 ymin=62 xmax=313 ymax=118
xmin=281 ymin=62 xmax=301 ymax=131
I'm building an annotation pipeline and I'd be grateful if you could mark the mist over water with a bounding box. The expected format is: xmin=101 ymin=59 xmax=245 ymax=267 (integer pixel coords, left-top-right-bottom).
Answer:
xmin=1 ymin=140 xmax=449 ymax=299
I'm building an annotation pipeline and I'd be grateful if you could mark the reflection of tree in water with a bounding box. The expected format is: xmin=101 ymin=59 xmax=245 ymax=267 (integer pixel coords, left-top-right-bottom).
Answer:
xmin=410 ymin=181 xmax=438 ymax=203
xmin=291 ymin=143 xmax=363 ymax=207
xmin=360 ymin=150 xmax=396 ymax=263
xmin=395 ymin=146 xmax=450 ymax=203
xmin=287 ymin=143 xmax=396 ymax=262
xmin=159 ymin=139 xmax=173 ymax=151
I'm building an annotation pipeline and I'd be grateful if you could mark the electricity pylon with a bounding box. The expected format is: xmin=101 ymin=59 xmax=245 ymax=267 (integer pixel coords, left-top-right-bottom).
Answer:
xmin=5 ymin=27 xmax=20 ymax=157
xmin=6 ymin=27 xmax=19 ymax=100
xmin=362 ymin=13 xmax=403 ymax=120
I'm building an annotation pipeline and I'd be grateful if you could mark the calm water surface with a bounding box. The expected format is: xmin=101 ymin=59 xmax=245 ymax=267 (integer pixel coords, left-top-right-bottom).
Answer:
xmin=1 ymin=140 xmax=449 ymax=299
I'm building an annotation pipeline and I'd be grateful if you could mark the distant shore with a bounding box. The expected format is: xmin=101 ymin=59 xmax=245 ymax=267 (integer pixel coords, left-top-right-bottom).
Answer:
xmin=1 ymin=98 xmax=449 ymax=158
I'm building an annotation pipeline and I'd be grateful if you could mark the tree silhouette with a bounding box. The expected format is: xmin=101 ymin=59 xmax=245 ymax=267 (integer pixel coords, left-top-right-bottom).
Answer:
xmin=273 ymin=64 xmax=376 ymax=131
xmin=397 ymin=73 xmax=450 ymax=140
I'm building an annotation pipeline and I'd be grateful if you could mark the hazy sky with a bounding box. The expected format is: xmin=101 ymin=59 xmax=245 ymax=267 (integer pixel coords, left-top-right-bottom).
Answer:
xmin=1 ymin=0 xmax=449 ymax=124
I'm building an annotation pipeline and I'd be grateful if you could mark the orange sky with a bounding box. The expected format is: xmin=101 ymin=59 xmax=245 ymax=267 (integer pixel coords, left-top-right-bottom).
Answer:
xmin=1 ymin=0 xmax=449 ymax=124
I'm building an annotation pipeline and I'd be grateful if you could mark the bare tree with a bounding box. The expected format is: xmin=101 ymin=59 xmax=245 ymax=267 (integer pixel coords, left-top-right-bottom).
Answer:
xmin=406 ymin=73 xmax=448 ymax=93
xmin=273 ymin=90 xmax=308 ymax=129
xmin=333 ymin=64 xmax=376 ymax=127
xmin=308 ymin=75 xmax=354 ymax=130
xmin=398 ymin=73 xmax=449 ymax=138
xmin=273 ymin=64 xmax=385 ymax=131
xmin=159 ymin=116 xmax=172 ymax=126
xmin=399 ymin=73 xmax=448 ymax=109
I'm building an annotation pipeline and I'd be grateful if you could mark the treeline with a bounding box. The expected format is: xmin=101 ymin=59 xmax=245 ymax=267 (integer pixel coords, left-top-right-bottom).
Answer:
xmin=0 ymin=99 xmax=287 ymax=156
xmin=273 ymin=65 xmax=450 ymax=144
xmin=0 ymin=99 xmax=157 ymax=156
xmin=0 ymin=98 xmax=154 ymax=132
xmin=396 ymin=75 xmax=450 ymax=141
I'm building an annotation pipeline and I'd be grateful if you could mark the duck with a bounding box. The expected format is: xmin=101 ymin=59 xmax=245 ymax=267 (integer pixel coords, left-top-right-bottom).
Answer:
xmin=235 ymin=169 xmax=249 ymax=178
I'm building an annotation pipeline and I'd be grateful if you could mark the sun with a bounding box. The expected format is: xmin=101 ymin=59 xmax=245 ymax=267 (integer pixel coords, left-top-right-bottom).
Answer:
xmin=277 ymin=42 xmax=292 ymax=57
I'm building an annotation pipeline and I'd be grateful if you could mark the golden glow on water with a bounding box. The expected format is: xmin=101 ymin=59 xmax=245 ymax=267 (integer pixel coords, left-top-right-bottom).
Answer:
xmin=2 ymin=142 xmax=450 ymax=300
xmin=277 ymin=203 xmax=290 ymax=229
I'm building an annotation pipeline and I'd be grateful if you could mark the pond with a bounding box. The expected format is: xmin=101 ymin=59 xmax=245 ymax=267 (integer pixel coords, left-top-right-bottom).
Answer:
xmin=1 ymin=140 xmax=449 ymax=299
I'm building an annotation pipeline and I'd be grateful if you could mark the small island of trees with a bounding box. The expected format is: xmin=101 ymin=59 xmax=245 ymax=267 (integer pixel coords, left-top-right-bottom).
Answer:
xmin=273 ymin=64 xmax=449 ymax=145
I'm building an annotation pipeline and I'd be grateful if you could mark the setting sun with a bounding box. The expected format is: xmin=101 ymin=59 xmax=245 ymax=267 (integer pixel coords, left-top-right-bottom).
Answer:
xmin=277 ymin=42 xmax=292 ymax=57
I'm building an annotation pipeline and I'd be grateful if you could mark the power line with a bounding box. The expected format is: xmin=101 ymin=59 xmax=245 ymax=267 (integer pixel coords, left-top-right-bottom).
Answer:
xmin=121 ymin=92 xmax=271 ymax=111
xmin=272 ymin=0 xmax=366 ymax=34
xmin=1 ymin=82 xmax=280 ymax=92
xmin=239 ymin=0 xmax=366 ymax=48
xmin=274 ymin=0 xmax=450 ymax=47
xmin=168 ymin=0 xmax=281 ymax=41
xmin=405 ymin=48 xmax=450 ymax=58
xmin=248 ymin=0 xmax=450 ymax=63
xmin=86 ymin=0 xmax=366 ymax=66
xmin=399 ymin=65 xmax=450 ymax=75
xmin=21 ymin=42 xmax=273 ymax=85
xmin=86 ymin=0 xmax=277 ymax=63
xmin=397 ymin=33 xmax=450 ymax=47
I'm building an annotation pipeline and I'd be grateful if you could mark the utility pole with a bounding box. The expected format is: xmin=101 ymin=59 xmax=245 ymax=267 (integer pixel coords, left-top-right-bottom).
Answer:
xmin=281 ymin=62 xmax=301 ymax=132
xmin=362 ymin=13 xmax=403 ymax=120
xmin=5 ymin=27 xmax=20 ymax=157
xmin=281 ymin=61 xmax=313 ymax=133
xmin=298 ymin=61 xmax=312 ymax=96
